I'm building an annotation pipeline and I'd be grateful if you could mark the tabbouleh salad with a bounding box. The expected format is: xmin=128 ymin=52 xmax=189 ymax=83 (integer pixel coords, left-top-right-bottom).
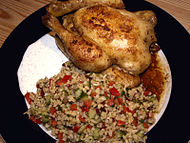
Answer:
xmin=25 ymin=61 xmax=159 ymax=143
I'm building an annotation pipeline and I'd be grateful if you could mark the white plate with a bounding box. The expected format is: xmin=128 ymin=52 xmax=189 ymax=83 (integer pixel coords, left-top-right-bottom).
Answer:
xmin=17 ymin=34 xmax=172 ymax=139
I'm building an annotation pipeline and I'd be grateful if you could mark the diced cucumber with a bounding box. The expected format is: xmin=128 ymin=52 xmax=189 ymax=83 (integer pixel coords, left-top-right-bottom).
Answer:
xmin=125 ymin=88 xmax=130 ymax=97
xmin=150 ymin=95 xmax=157 ymax=101
xmin=75 ymin=89 xmax=82 ymax=100
xmin=88 ymin=80 xmax=91 ymax=88
xmin=75 ymin=89 xmax=89 ymax=101
xmin=64 ymin=90 xmax=69 ymax=96
xmin=41 ymin=111 xmax=49 ymax=123
xmin=80 ymin=92 xmax=89 ymax=101
xmin=88 ymin=109 xmax=96 ymax=119
xmin=42 ymin=115 xmax=49 ymax=123
xmin=45 ymin=94 xmax=53 ymax=106
xmin=115 ymin=130 xmax=126 ymax=138
xmin=93 ymin=128 xmax=100 ymax=139
xmin=121 ymin=90 xmax=125 ymax=96
xmin=137 ymin=131 xmax=144 ymax=138
xmin=78 ymin=125 xmax=86 ymax=134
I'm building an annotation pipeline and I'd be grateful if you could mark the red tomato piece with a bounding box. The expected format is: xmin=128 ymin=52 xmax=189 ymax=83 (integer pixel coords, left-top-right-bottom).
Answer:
xmin=56 ymin=75 xmax=71 ymax=85
xmin=133 ymin=119 xmax=137 ymax=126
xmin=35 ymin=118 xmax=42 ymax=124
xmin=50 ymin=107 xmax=56 ymax=115
xmin=84 ymin=100 xmax=92 ymax=108
xmin=59 ymin=139 xmax=65 ymax=143
xmin=109 ymin=87 xmax=120 ymax=96
xmin=30 ymin=116 xmax=42 ymax=124
xmin=25 ymin=92 xmax=32 ymax=104
xmin=86 ymin=125 xmax=92 ymax=129
xmin=57 ymin=132 xmax=63 ymax=140
xmin=70 ymin=104 xmax=77 ymax=111
xmin=51 ymin=119 xmax=57 ymax=127
xmin=108 ymin=81 xmax=115 ymax=86
xmin=143 ymin=122 xmax=149 ymax=129
xmin=122 ymin=106 xmax=135 ymax=114
xmin=107 ymin=98 xmax=114 ymax=106
xmin=95 ymin=85 xmax=102 ymax=90
xmin=144 ymin=91 xmax=150 ymax=96
xmin=73 ymin=126 xmax=80 ymax=133
xmin=91 ymin=92 xmax=96 ymax=97
xmin=117 ymin=97 xmax=123 ymax=105
xmin=117 ymin=120 xmax=125 ymax=126
xmin=79 ymin=116 xmax=85 ymax=122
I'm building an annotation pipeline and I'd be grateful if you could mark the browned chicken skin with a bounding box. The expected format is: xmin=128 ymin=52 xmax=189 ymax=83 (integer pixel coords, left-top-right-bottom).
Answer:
xmin=42 ymin=13 xmax=112 ymax=72
xmin=42 ymin=0 xmax=158 ymax=88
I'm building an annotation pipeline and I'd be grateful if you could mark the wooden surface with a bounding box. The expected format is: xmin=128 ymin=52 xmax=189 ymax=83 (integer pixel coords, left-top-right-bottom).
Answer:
xmin=0 ymin=0 xmax=190 ymax=48
xmin=0 ymin=0 xmax=189 ymax=142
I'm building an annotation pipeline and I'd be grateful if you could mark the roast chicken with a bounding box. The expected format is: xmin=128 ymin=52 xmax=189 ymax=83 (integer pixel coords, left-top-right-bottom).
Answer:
xmin=42 ymin=0 xmax=158 ymax=88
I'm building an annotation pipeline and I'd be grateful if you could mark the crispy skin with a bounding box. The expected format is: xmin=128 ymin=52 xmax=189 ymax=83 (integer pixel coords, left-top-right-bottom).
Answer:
xmin=42 ymin=13 xmax=112 ymax=72
xmin=73 ymin=5 xmax=156 ymax=74
xmin=47 ymin=0 xmax=125 ymax=17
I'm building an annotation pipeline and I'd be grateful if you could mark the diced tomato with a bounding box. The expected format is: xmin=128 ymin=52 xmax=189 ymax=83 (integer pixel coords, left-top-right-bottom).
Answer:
xmin=144 ymin=91 xmax=150 ymax=96
xmin=70 ymin=104 xmax=77 ymax=111
xmin=30 ymin=115 xmax=35 ymax=122
xmin=109 ymin=87 xmax=120 ymax=96
xmin=86 ymin=125 xmax=92 ymax=129
xmin=95 ymin=85 xmax=102 ymax=90
xmin=84 ymin=99 xmax=92 ymax=108
xmin=56 ymin=75 xmax=71 ymax=86
xmin=73 ymin=126 xmax=80 ymax=133
xmin=79 ymin=81 xmax=84 ymax=83
xmin=143 ymin=122 xmax=149 ymax=129
xmin=51 ymin=119 xmax=57 ymax=127
xmin=131 ymin=109 xmax=136 ymax=114
xmin=50 ymin=107 xmax=56 ymax=115
xmin=91 ymin=92 xmax=96 ymax=97
xmin=79 ymin=116 xmax=85 ymax=122
xmin=25 ymin=92 xmax=32 ymax=104
xmin=57 ymin=132 xmax=63 ymax=140
xmin=40 ymin=89 xmax=45 ymax=97
xmin=104 ymin=91 xmax=108 ymax=96
xmin=132 ymin=119 xmax=137 ymax=126
xmin=59 ymin=139 xmax=65 ymax=143
xmin=108 ymin=81 xmax=115 ymax=86
xmin=107 ymin=97 xmax=114 ymax=106
xmin=30 ymin=116 xmax=42 ymax=124
xmin=36 ymin=84 xmax=40 ymax=88
xmin=122 ymin=106 xmax=129 ymax=113
xmin=117 ymin=120 xmax=125 ymax=126
xmin=117 ymin=97 xmax=123 ymax=105
xmin=122 ymin=106 xmax=135 ymax=114
xmin=81 ymin=106 xmax=89 ymax=112
xmin=35 ymin=118 xmax=42 ymax=124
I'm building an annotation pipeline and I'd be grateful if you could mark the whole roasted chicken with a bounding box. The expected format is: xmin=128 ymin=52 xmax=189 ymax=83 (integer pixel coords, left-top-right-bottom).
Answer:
xmin=42 ymin=0 xmax=158 ymax=88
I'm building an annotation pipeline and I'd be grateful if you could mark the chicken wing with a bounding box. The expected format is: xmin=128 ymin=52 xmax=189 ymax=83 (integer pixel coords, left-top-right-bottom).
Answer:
xmin=47 ymin=0 xmax=125 ymax=17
